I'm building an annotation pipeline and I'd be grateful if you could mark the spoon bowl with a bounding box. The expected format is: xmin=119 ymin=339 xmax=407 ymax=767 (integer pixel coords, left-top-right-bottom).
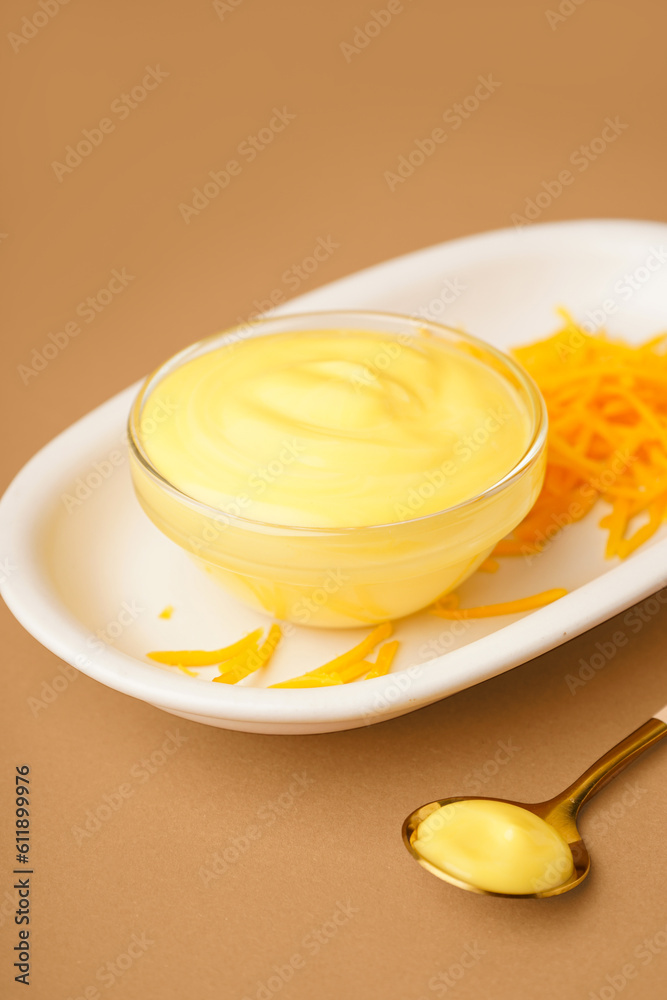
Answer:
xmin=402 ymin=795 xmax=589 ymax=898
xmin=403 ymin=710 xmax=667 ymax=898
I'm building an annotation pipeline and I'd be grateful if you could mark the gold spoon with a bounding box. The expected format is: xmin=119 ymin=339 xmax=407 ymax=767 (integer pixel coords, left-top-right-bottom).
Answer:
xmin=402 ymin=707 xmax=667 ymax=898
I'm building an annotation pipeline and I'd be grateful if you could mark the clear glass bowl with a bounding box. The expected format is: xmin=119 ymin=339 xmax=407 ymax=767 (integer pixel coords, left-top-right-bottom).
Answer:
xmin=128 ymin=311 xmax=547 ymax=628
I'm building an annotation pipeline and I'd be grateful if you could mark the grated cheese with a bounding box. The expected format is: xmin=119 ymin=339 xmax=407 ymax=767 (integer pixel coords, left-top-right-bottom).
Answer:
xmin=497 ymin=312 xmax=667 ymax=560
xmin=431 ymin=588 xmax=568 ymax=619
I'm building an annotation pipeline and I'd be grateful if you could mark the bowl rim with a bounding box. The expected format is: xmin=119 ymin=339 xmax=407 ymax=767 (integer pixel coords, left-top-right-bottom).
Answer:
xmin=127 ymin=309 xmax=548 ymax=533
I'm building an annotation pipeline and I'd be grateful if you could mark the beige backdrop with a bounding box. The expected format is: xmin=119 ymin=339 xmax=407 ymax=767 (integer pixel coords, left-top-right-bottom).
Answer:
xmin=2 ymin=0 xmax=667 ymax=997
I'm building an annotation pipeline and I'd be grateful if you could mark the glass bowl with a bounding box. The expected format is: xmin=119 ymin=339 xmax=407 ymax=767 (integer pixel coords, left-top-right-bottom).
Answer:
xmin=128 ymin=311 xmax=547 ymax=628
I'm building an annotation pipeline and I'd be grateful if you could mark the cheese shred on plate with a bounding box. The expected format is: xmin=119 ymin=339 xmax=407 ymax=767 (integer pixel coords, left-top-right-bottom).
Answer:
xmin=146 ymin=623 xmax=399 ymax=688
xmin=496 ymin=311 xmax=667 ymax=561
xmin=431 ymin=588 xmax=568 ymax=619
xmin=270 ymin=624 xmax=395 ymax=688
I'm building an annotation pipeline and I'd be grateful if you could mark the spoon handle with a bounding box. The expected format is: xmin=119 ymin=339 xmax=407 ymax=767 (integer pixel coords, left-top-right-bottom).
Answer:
xmin=558 ymin=707 xmax=667 ymax=813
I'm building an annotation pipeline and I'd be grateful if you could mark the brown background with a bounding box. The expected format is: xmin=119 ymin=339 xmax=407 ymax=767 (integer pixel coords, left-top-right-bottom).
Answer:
xmin=2 ymin=0 xmax=667 ymax=997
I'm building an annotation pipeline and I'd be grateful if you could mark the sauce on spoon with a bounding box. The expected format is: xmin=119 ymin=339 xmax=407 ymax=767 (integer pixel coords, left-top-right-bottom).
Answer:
xmin=412 ymin=799 xmax=574 ymax=895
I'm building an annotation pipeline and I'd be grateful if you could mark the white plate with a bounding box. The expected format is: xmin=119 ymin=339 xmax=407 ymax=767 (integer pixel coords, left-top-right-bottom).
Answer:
xmin=2 ymin=219 xmax=667 ymax=734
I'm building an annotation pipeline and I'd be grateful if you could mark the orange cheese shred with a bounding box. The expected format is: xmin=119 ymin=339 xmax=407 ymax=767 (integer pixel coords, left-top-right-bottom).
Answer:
xmin=147 ymin=628 xmax=263 ymax=666
xmin=495 ymin=313 xmax=667 ymax=561
xmin=364 ymin=640 xmax=400 ymax=679
xmin=176 ymin=664 xmax=198 ymax=677
xmin=269 ymin=624 xmax=393 ymax=688
xmin=214 ymin=624 xmax=282 ymax=684
xmin=431 ymin=588 xmax=568 ymax=619
xmin=147 ymin=624 xmax=399 ymax=687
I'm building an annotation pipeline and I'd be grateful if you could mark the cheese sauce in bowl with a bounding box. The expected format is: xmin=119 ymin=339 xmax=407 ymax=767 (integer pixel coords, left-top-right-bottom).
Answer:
xmin=129 ymin=311 xmax=547 ymax=627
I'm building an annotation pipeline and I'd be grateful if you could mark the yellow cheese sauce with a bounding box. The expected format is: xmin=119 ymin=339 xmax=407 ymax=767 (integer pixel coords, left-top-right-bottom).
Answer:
xmin=139 ymin=329 xmax=532 ymax=528
xmin=413 ymin=799 xmax=574 ymax=895
xmin=131 ymin=321 xmax=546 ymax=626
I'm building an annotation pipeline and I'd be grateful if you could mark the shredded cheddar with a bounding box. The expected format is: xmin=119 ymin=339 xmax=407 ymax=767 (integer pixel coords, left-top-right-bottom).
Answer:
xmin=214 ymin=625 xmax=282 ymax=684
xmin=269 ymin=624 xmax=393 ymax=688
xmin=312 ymin=623 xmax=392 ymax=676
xmin=365 ymin=640 xmax=400 ymax=678
xmin=497 ymin=312 xmax=667 ymax=560
xmin=147 ymin=628 xmax=262 ymax=666
xmin=148 ymin=623 xmax=399 ymax=688
xmin=176 ymin=664 xmax=198 ymax=677
xmin=436 ymin=593 xmax=459 ymax=610
xmin=431 ymin=588 xmax=568 ymax=619
xmin=271 ymin=640 xmax=399 ymax=688
xmin=158 ymin=605 xmax=174 ymax=619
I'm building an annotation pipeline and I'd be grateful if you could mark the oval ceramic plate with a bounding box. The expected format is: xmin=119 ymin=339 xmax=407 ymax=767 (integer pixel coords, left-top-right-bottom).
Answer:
xmin=2 ymin=219 xmax=667 ymax=734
